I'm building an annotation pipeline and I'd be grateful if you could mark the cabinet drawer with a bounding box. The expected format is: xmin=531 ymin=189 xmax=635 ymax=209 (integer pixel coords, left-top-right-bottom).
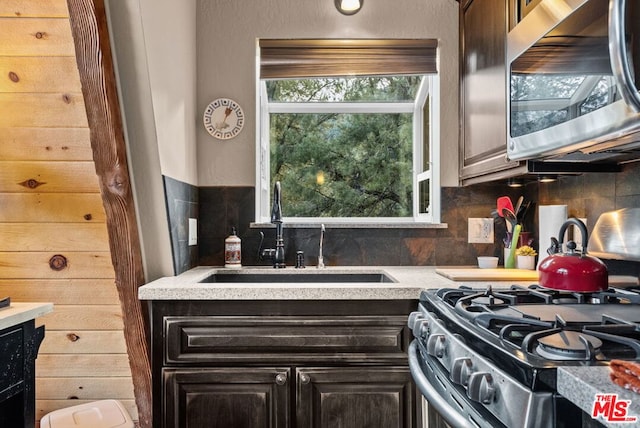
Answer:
xmin=164 ymin=316 xmax=411 ymax=364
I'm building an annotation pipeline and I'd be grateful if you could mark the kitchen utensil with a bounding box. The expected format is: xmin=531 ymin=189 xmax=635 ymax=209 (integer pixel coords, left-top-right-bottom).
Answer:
xmin=505 ymin=231 xmax=534 ymax=249
xmin=497 ymin=196 xmax=514 ymax=216
xmin=538 ymin=218 xmax=608 ymax=292
xmin=505 ymin=224 xmax=521 ymax=268
xmin=497 ymin=197 xmax=515 ymax=232
xmin=514 ymin=196 xmax=524 ymax=220
xmin=502 ymin=208 xmax=518 ymax=233
xmin=519 ymin=200 xmax=533 ymax=225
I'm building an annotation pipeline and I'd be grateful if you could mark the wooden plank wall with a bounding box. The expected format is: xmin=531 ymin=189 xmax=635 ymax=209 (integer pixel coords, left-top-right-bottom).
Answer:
xmin=0 ymin=0 xmax=138 ymax=423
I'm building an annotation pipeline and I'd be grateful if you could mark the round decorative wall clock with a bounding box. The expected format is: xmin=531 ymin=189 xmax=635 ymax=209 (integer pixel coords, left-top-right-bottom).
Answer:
xmin=203 ymin=98 xmax=245 ymax=140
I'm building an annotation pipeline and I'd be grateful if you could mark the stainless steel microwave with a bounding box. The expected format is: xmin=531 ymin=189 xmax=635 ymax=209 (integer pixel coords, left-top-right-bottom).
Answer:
xmin=507 ymin=0 xmax=640 ymax=162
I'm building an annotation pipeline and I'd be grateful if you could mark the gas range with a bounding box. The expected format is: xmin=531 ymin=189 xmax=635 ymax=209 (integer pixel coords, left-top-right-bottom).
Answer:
xmin=408 ymin=284 xmax=640 ymax=428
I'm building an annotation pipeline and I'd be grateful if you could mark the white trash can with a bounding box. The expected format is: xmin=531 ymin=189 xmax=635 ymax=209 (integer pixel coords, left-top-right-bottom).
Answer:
xmin=40 ymin=400 xmax=134 ymax=428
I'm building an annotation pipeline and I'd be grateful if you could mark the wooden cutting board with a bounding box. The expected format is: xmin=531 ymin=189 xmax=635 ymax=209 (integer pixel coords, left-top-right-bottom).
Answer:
xmin=435 ymin=269 xmax=639 ymax=287
xmin=435 ymin=268 xmax=539 ymax=281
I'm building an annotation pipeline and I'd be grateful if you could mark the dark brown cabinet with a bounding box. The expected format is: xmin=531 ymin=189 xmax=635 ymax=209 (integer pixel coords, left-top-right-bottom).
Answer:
xmin=150 ymin=300 xmax=418 ymax=428
xmin=459 ymin=0 xmax=526 ymax=184
xmin=296 ymin=367 xmax=414 ymax=428
xmin=0 ymin=319 xmax=44 ymax=428
xmin=164 ymin=367 xmax=290 ymax=428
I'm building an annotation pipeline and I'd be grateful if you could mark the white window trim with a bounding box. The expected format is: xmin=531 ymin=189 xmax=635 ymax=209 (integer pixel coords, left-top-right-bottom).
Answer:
xmin=255 ymin=76 xmax=441 ymax=225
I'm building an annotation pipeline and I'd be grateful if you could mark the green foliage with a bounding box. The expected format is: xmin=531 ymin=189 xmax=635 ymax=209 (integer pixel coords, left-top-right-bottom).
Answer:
xmin=267 ymin=77 xmax=421 ymax=217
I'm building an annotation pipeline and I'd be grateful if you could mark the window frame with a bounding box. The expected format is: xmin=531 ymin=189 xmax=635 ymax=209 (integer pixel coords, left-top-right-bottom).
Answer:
xmin=255 ymin=42 xmax=441 ymax=226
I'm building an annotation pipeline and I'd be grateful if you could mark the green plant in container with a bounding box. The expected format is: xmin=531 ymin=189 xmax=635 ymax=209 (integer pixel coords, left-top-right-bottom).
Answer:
xmin=515 ymin=245 xmax=537 ymax=270
xmin=515 ymin=245 xmax=537 ymax=257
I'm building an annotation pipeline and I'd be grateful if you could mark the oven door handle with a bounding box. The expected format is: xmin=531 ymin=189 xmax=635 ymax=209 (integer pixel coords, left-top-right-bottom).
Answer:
xmin=408 ymin=341 xmax=475 ymax=428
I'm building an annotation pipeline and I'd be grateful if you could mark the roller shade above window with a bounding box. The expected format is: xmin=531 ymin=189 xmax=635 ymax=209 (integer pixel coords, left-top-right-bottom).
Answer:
xmin=259 ymin=39 xmax=438 ymax=79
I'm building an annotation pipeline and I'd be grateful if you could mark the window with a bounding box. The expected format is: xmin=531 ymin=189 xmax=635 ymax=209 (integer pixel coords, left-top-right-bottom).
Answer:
xmin=256 ymin=39 xmax=440 ymax=224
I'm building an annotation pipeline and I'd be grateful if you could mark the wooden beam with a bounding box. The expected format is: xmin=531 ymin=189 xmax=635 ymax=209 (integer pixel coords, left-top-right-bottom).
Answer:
xmin=65 ymin=1 xmax=151 ymax=427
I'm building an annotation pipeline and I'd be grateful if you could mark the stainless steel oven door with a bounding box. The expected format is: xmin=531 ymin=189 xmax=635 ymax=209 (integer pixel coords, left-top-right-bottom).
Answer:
xmin=408 ymin=341 xmax=494 ymax=428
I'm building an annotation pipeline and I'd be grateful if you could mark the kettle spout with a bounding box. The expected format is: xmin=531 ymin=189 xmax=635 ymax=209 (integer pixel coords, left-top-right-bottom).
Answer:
xmin=547 ymin=237 xmax=561 ymax=256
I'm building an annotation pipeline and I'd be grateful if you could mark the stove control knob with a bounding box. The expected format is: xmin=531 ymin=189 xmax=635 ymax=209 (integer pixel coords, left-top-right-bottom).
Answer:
xmin=426 ymin=334 xmax=446 ymax=358
xmin=450 ymin=357 xmax=473 ymax=386
xmin=407 ymin=311 xmax=424 ymax=329
xmin=467 ymin=372 xmax=495 ymax=404
xmin=412 ymin=319 xmax=430 ymax=338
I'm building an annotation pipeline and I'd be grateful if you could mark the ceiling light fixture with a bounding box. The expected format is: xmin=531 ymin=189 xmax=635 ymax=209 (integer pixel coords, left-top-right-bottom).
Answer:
xmin=538 ymin=174 xmax=558 ymax=183
xmin=335 ymin=0 xmax=363 ymax=15
xmin=507 ymin=178 xmax=524 ymax=188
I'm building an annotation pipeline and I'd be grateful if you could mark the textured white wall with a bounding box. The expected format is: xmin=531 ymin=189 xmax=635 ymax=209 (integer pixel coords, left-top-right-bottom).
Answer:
xmin=196 ymin=0 xmax=460 ymax=187
xmin=106 ymin=0 xmax=190 ymax=279
xmin=141 ymin=0 xmax=198 ymax=185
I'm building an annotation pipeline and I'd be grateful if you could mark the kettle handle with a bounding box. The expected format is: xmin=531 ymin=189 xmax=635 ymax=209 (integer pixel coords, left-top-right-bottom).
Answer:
xmin=557 ymin=218 xmax=589 ymax=253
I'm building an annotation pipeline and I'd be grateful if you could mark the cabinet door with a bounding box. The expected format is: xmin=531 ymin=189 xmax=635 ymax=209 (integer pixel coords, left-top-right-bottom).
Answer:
xmin=460 ymin=0 xmax=523 ymax=183
xmin=163 ymin=367 xmax=290 ymax=428
xmin=296 ymin=367 xmax=416 ymax=428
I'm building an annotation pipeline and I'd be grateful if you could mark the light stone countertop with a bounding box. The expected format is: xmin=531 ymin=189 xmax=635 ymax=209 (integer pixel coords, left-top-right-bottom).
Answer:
xmin=0 ymin=302 xmax=54 ymax=331
xmin=558 ymin=366 xmax=640 ymax=427
xmin=138 ymin=266 xmax=448 ymax=300
xmin=138 ymin=265 xmax=538 ymax=301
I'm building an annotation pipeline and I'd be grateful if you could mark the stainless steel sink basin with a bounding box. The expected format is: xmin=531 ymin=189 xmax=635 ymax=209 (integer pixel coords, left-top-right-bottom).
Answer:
xmin=199 ymin=271 xmax=395 ymax=283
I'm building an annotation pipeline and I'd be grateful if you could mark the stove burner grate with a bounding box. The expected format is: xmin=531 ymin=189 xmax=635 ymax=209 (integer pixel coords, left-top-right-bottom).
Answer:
xmin=428 ymin=285 xmax=640 ymax=363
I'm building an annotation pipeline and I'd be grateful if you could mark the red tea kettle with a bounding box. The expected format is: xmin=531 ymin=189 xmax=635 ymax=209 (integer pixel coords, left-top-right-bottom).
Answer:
xmin=538 ymin=218 xmax=608 ymax=292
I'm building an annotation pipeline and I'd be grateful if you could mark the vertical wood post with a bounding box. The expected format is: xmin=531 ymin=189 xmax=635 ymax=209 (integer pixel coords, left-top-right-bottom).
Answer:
xmin=65 ymin=1 xmax=152 ymax=426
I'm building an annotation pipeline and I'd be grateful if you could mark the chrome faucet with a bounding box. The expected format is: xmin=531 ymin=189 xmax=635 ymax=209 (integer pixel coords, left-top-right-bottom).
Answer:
xmin=317 ymin=224 xmax=325 ymax=268
xmin=259 ymin=181 xmax=286 ymax=268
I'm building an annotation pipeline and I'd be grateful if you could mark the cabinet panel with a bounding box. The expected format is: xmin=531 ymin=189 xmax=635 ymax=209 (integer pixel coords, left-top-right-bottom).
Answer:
xmin=163 ymin=367 xmax=290 ymax=428
xmin=0 ymin=321 xmax=44 ymax=428
xmin=296 ymin=367 xmax=416 ymax=428
xmin=165 ymin=316 xmax=409 ymax=364
xmin=460 ymin=0 xmax=524 ymax=183
xmin=0 ymin=327 xmax=24 ymax=396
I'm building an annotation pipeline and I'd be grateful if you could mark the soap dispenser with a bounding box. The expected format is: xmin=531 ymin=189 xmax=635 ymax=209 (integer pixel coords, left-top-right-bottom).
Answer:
xmin=224 ymin=227 xmax=242 ymax=268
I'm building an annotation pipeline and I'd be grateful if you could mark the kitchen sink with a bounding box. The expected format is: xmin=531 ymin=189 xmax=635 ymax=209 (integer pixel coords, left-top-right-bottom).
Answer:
xmin=199 ymin=271 xmax=396 ymax=283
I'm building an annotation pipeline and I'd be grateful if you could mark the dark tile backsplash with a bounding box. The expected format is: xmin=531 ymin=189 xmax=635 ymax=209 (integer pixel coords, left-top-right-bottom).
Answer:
xmin=537 ymin=161 xmax=640 ymax=277
xmin=163 ymin=176 xmax=199 ymax=274
xmin=197 ymin=183 xmax=531 ymax=267
xmin=198 ymin=186 xmax=255 ymax=266
xmin=163 ymin=161 xmax=639 ymax=276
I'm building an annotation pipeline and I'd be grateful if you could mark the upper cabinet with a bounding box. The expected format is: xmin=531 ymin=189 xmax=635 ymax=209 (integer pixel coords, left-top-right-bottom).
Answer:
xmin=459 ymin=0 xmax=526 ymax=185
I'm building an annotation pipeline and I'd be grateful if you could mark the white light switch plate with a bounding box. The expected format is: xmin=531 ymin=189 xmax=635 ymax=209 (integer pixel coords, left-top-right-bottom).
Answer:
xmin=468 ymin=218 xmax=494 ymax=243
xmin=188 ymin=218 xmax=197 ymax=246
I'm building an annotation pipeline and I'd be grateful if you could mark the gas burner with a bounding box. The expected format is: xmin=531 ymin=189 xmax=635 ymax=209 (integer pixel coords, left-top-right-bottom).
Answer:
xmin=469 ymin=295 xmax=510 ymax=306
xmin=535 ymin=331 xmax=603 ymax=361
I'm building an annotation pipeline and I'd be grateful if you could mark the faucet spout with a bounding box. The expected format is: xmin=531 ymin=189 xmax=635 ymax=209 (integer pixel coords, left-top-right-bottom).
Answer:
xmin=271 ymin=181 xmax=283 ymax=224
xmin=258 ymin=181 xmax=286 ymax=268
